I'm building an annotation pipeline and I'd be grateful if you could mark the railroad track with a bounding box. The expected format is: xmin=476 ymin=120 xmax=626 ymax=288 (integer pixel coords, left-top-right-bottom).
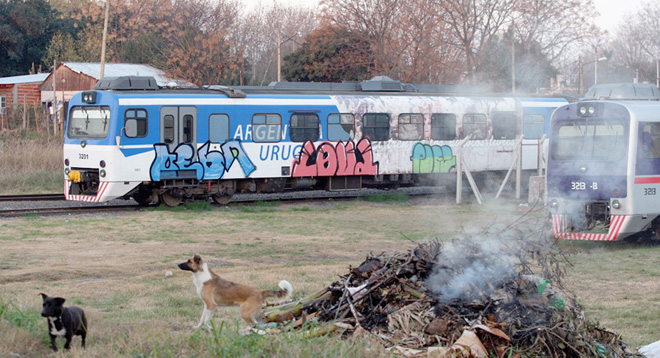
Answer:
xmin=0 ymin=193 xmax=65 ymax=201
xmin=0 ymin=204 xmax=140 ymax=218
xmin=0 ymin=186 xmax=454 ymax=218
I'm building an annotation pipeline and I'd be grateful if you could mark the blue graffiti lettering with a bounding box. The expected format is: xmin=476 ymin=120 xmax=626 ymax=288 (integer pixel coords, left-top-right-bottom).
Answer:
xmin=150 ymin=140 xmax=255 ymax=181
xmin=150 ymin=143 xmax=204 ymax=181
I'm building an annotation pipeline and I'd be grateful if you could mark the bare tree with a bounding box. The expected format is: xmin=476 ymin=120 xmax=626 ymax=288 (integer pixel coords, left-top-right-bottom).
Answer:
xmin=435 ymin=0 xmax=519 ymax=83
xmin=513 ymin=0 xmax=600 ymax=64
xmin=233 ymin=3 xmax=318 ymax=85
xmin=634 ymin=0 xmax=660 ymax=85
xmin=320 ymin=0 xmax=401 ymax=76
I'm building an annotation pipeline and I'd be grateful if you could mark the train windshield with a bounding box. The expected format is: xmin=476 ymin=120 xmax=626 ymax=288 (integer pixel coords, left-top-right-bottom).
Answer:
xmin=553 ymin=118 xmax=626 ymax=160
xmin=68 ymin=106 xmax=111 ymax=139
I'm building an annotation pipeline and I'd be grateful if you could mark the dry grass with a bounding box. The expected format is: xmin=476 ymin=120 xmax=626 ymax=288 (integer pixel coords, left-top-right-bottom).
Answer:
xmin=0 ymin=200 xmax=658 ymax=356
xmin=0 ymin=134 xmax=63 ymax=194
xmin=0 ymin=201 xmax=524 ymax=357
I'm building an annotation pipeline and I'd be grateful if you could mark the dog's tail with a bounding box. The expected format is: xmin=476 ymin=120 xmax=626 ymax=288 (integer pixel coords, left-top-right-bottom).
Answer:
xmin=262 ymin=280 xmax=293 ymax=302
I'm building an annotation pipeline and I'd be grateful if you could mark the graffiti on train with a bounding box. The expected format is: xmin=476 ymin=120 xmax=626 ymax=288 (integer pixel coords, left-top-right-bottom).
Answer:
xmin=150 ymin=140 xmax=256 ymax=181
xmin=410 ymin=143 xmax=456 ymax=173
xmin=291 ymin=139 xmax=379 ymax=177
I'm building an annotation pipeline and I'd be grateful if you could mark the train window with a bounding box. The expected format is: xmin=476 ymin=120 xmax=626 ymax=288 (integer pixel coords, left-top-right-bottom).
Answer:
xmin=555 ymin=119 xmax=625 ymax=160
xmin=124 ymin=109 xmax=147 ymax=138
xmin=523 ymin=114 xmax=545 ymax=139
xmin=163 ymin=115 xmax=175 ymax=144
xmin=640 ymin=123 xmax=660 ymax=159
xmin=209 ymin=114 xmax=230 ymax=143
xmin=328 ymin=113 xmax=354 ymax=141
xmin=398 ymin=113 xmax=424 ymax=140
xmin=252 ymin=114 xmax=282 ymax=142
xmin=182 ymin=114 xmax=194 ymax=143
xmin=492 ymin=112 xmax=517 ymax=140
xmin=431 ymin=113 xmax=456 ymax=140
xmin=290 ymin=113 xmax=320 ymax=142
xmin=68 ymin=106 xmax=111 ymax=139
xmin=362 ymin=113 xmax=390 ymax=141
xmin=462 ymin=113 xmax=487 ymax=140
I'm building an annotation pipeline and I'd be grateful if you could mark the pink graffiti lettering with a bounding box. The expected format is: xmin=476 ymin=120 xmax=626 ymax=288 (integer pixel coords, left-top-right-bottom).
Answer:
xmin=292 ymin=139 xmax=379 ymax=177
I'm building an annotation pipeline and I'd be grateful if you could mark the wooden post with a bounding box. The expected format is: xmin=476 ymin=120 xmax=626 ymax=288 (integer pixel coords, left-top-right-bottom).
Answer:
xmin=537 ymin=134 xmax=546 ymax=176
xmin=100 ymin=0 xmax=110 ymax=78
xmin=53 ymin=60 xmax=58 ymax=136
xmin=456 ymin=135 xmax=471 ymax=204
xmin=515 ymin=135 xmax=522 ymax=199
xmin=22 ymin=94 xmax=26 ymax=130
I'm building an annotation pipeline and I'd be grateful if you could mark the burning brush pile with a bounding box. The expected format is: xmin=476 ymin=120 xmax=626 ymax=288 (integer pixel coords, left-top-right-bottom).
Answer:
xmin=262 ymin=231 xmax=642 ymax=357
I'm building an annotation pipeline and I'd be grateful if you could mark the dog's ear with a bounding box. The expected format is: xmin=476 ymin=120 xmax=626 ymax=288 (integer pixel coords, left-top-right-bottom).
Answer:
xmin=193 ymin=254 xmax=202 ymax=265
xmin=39 ymin=293 xmax=48 ymax=299
xmin=54 ymin=297 xmax=66 ymax=306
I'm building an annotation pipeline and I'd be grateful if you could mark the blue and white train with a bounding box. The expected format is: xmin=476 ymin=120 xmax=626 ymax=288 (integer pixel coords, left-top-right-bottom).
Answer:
xmin=547 ymin=83 xmax=660 ymax=241
xmin=63 ymin=76 xmax=567 ymax=206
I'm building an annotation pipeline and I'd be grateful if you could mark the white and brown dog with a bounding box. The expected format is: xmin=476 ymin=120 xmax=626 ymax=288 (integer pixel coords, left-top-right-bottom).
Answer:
xmin=178 ymin=254 xmax=292 ymax=329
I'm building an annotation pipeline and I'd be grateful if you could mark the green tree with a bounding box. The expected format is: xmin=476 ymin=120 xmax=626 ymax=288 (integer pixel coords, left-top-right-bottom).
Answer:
xmin=0 ymin=0 xmax=64 ymax=76
xmin=282 ymin=25 xmax=374 ymax=82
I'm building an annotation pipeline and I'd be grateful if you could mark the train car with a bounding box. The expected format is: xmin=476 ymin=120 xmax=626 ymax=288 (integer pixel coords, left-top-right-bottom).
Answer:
xmin=519 ymin=97 xmax=571 ymax=170
xmin=547 ymin=83 xmax=660 ymax=241
xmin=63 ymin=76 xmax=562 ymax=206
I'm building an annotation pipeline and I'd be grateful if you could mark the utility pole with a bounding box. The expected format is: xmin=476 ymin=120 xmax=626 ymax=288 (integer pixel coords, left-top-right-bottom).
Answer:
xmin=277 ymin=31 xmax=281 ymax=82
xmin=100 ymin=0 xmax=110 ymax=78
xmin=579 ymin=57 xmax=583 ymax=94
xmin=53 ymin=59 xmax=57 ymax=136
xmin=656 ymin=58 xmax=659 ymax=88
xmin=511 ymin=40 xmax=515 ymax=93
xmin=277 ymin=31 xmax=299 ymax=82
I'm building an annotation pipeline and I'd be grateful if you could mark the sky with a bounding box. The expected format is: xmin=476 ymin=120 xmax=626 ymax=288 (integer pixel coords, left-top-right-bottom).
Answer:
xmin=593 ymin=0 xmax=645 ymax=34
xmin=244 ymin=0 xmax=645 ymax=35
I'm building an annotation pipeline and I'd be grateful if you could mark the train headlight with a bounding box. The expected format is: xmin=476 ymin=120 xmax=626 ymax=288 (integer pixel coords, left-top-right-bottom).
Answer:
xmin=549 ymin=199 xmax=559 ymax=209
xmin=82 ymin=91 xmax=97 ymax=104
xmin=65 ymin=168 xmax=70 ymax=175
xmin=64 ymin=158 xmax=70 ymax=166
xmin=611 ymin=200 xmax=621 ymax=210
xmin=100 ymin=160 xmax=106 ymax=168
xmin=578 ymin=104 xmax=596 ymax=116
xmin=100 ymin=169 xmax=106 ymax=178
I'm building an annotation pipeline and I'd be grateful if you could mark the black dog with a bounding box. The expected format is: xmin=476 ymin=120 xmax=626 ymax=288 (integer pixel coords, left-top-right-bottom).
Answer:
xmin=39 ymin=293 xmax=87 ymax=351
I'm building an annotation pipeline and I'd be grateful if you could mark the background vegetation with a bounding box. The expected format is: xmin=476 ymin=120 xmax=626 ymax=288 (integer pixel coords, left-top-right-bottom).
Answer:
xmin=0 ymin=133 xmax=62 ymax=194
xmin=1 ymin=0 xmax=659 ymax=92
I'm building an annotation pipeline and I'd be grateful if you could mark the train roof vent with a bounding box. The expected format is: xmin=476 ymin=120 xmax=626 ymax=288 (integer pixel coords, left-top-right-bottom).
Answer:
xmin=359 ymin=76 xmax=418 ymax=92
xmin=94 ymin=76 xmax=159 ymax=91
xmin=584 ymin=83 xmax=660 ymax=100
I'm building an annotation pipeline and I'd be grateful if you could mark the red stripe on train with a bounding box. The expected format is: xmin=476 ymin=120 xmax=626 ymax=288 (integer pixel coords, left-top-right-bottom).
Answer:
xmin=64 ymin=180 xmax=108 ymax=202
xmin=551 ymin=214 xmax=624 ymax=241
xmin=634 ymin=177 xmax=660 ymax=184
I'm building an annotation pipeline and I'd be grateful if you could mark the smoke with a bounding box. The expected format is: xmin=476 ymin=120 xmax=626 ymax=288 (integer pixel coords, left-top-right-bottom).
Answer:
xmin=425 ymin=235 xmax=517 ymax=301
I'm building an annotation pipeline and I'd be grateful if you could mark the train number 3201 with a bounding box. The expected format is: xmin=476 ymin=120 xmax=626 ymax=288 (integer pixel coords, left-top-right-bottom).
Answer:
xmin=570 ymin=182 xmax=598 ymax=190
xmin=79 ymin=153 xmax=89 ymax=160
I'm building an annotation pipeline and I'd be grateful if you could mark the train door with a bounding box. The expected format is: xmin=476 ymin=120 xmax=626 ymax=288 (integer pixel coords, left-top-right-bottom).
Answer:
xmin=160 ymin=106 xmax=197 ymax=153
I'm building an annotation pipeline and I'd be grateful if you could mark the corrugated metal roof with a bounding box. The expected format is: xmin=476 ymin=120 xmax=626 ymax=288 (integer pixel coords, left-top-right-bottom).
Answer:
xmin=0 ymin=73 xmax=50 ymax=85
xmin=62 ymin=62 xmax=189 ymax=86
